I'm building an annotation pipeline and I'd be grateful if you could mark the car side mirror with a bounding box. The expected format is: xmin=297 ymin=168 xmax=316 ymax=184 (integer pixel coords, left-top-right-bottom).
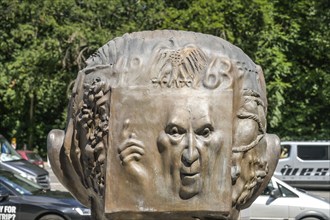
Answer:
xmin=270 ymin=188 xmax=281 ymax=199
xmin=0 ymin=191 xmax=9 ymax=202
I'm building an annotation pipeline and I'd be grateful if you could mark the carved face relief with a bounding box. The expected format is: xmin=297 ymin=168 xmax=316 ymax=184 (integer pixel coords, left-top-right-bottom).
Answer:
xmin=104 ymin=88 xmax=232 ymax=216
xmin=157 ymin=97 xmax=222 ymax=200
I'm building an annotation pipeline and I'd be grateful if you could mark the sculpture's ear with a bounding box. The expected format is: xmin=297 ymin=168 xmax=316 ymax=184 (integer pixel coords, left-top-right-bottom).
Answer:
xmin=240 ymin=134 xmax=280 ymax=209
xmin=47 ymin=128 xmax=90 ymax=206
xmin=264 ymin=134 xmax=281 ymax=180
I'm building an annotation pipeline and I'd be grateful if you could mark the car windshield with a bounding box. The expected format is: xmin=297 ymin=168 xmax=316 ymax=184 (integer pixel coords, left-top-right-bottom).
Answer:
xmin=0 ymin=137 xmax=22 ymax=162
xmin=261 ymin=179 xmax=274 ymax=195
xmin=26 ymin=152 xmax=42 ymax=161
xmin=277 ymin=182 xmax=298 ymax=197
xmin=0 ymin=173 xmax=43 ymax=195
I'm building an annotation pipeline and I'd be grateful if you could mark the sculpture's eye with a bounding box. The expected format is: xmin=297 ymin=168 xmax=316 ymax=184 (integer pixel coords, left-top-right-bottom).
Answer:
xmin=201 ymin=127 xmax=211 ymax=138
xmin=196 ymin=125 xmax=213 ymax=138
xmin=169 ymin=126 xmax=179 ymax=136
xmin=165 ymin=124 xmax=185 ymax=138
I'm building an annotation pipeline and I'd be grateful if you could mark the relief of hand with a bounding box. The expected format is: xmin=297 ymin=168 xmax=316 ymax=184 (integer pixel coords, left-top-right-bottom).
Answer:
xmin=118 ymin=133 xmax=145 ymax=166
xmin=117 ymin=119 xmax=148 ymax=182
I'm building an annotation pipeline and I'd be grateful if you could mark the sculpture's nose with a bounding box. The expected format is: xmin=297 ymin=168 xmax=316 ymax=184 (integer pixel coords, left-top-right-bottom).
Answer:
xmin=182 ymin=132 xmax=199 ymax=166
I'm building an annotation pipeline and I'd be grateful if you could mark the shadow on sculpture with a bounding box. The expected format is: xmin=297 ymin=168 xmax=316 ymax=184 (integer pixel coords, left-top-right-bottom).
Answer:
xmin=47 ymin=30 xmax=280 ymax=220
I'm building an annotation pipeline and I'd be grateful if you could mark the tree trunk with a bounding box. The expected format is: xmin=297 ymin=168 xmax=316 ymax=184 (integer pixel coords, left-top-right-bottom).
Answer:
xmin=28 ymin=93 xmax=35 ymax=149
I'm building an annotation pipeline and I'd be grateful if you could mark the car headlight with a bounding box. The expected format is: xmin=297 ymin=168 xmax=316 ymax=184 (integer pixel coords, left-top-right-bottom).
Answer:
xmin=73 ymin=207 xmax=91 ymax=216
xmin=20 ymin=173 xmax=37 ymax=183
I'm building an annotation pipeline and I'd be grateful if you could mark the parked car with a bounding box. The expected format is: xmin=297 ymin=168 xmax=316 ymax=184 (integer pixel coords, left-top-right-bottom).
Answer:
xmin=0 ymin=134 xmax=50 ymax=189
xmin=274 ymin=141 xmax=330 ymax=189
xmin=242 ymin=176 xmax=330 ymax=220
xmin=17 ymin=150 xmax=45 ymax=168
xmin=0 ymin=170 xmax=91 ymax=220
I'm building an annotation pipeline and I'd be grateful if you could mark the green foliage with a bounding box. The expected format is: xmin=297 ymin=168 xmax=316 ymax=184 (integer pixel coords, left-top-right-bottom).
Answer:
xmin=0 ymin=0 xmax=329 ymax=157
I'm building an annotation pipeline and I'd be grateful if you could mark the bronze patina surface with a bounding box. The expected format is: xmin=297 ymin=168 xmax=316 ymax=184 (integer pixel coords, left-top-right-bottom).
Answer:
xmin=47 ymin=30 xmax=280 ymax=220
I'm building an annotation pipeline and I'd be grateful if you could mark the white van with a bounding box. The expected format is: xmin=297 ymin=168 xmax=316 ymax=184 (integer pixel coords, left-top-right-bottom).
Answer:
xmin=274 ymin=141 xmax=330 ymax=189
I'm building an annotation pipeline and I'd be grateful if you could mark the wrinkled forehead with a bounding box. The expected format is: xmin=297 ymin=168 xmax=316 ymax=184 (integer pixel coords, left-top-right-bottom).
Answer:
xmin=110 ymin=87 xmax=233 ymax=132
xmin=165 ymin=93 xmax=213 ymax=124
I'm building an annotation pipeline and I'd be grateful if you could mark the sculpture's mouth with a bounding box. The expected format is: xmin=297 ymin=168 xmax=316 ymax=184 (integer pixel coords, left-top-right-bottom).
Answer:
xmin=180 ymin=169 xmax=201 ymax=186
xmin=180 ymin=173 xmax=200 ymax=185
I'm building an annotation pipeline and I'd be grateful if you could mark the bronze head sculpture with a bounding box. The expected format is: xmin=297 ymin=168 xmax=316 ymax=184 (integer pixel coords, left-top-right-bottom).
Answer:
xmin=47 ymin=30 xmax=280 ymax=220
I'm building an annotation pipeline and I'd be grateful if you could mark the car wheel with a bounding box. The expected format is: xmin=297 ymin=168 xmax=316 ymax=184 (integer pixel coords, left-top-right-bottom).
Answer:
xmin=300 ymin=217 xmax=323 ymax=220
xmin=39 ymin=214 xmax=65 ymax=220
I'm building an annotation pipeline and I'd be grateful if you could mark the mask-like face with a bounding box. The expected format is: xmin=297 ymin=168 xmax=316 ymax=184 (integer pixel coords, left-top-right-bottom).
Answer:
xmin=157 ymin=97 xmax=222 ymax=200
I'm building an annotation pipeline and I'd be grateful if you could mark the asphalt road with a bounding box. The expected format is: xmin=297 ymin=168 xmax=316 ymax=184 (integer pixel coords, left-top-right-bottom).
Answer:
xmin=46 ymin=164 xmax=68 ymax=192
xmin=45 ymin=164 xmax=330 ymax=203
xmin=307 ymin=189 xmax=330 ymax=203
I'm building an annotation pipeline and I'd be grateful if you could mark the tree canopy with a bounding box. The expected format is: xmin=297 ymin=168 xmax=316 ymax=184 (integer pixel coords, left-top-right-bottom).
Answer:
xmin=0 ymin=0 xmax=329 ymax=157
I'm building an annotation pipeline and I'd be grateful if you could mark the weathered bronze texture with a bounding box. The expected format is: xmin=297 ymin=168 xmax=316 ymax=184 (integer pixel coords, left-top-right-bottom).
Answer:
xmin=47 ymin=30 xmax=280 ymax=220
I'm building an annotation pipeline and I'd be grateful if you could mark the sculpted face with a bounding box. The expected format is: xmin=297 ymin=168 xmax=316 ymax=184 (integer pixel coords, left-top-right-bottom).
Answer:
xmin=157 ymin=97 xmax=222 ymax=199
